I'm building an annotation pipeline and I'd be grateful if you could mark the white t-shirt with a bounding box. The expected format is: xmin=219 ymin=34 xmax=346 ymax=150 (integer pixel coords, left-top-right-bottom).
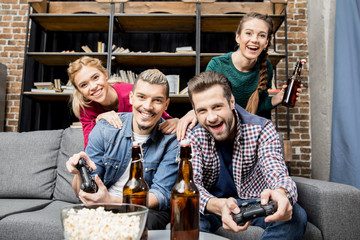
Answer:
xmin=108 ymin=133 xmax=149 ymax=197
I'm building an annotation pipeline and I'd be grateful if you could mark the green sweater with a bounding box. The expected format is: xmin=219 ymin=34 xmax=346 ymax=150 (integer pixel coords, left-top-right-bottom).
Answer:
xmin=206 ymin=52 xmax=274 ymax=118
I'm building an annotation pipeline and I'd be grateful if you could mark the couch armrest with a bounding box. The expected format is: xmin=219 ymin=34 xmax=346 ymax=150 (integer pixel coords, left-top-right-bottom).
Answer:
xmin=293 ymin=177 xmax=360 ymax=240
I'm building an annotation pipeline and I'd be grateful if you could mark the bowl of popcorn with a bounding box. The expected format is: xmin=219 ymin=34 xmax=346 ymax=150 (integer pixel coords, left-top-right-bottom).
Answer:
xmin=61 ymin=203 xmax=148 ymax=240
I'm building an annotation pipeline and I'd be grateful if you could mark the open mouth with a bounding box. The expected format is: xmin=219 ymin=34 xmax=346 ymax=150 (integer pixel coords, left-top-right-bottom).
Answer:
xmin=91 ymin=88 xmax=103 ymax=98
xmin=209 ymin=122 xmax=224 ymax=132
xmin=139 ymin=110 xmax=155 ymax=120
xmin=247 ymin=46 xmax=259 ymax=52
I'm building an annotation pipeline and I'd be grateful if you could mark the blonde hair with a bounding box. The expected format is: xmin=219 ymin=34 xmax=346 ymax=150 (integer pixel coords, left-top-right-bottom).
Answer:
xmin=237 ymin=12 xmax=273 ymax=114
xmin=67 ymin=56 xmax=122 ymax=118
xmin=133 ymin=69 xmax=169 ymax=98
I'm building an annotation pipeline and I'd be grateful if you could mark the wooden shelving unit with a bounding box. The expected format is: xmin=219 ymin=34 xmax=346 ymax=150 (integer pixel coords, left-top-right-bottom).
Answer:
xmin=19 ymin=0 xmax=288 ymax=131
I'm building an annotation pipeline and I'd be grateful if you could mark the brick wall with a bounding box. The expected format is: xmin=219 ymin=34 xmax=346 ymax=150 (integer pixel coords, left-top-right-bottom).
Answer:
xmin=0 ymin=0 xmax=28 ymax=132
xmin=0 ymin=0 xmax=311 ymax=177
xmin=274 ymin=0 xmax=311 ymax=177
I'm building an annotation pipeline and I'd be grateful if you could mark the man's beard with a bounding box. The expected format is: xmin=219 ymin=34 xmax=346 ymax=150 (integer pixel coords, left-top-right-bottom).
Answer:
xmin=136 ymin=123 xmax=152 ymax=131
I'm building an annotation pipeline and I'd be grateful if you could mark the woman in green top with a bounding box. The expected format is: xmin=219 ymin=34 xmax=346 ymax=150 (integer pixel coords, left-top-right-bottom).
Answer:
xmin=176 ymin=12 xmax=302 ymax=140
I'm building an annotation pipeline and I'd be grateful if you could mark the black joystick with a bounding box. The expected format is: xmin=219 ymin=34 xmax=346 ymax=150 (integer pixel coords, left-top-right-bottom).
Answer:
xmin=74 ymin=158 xmax=98 ymax=193
xmin=232 ymin=199 xmax=277 ymax=226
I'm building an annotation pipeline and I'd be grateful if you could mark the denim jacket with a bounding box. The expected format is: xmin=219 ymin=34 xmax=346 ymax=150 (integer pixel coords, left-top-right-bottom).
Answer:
xmin=85 ymin=112 xmax=179 ymax=210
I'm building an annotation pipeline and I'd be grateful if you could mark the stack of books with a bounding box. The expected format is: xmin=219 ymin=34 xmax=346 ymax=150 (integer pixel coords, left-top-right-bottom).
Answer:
xmin=31 ymin=82 xmax=55 ymax=93
xmin=31 ymin=81 xmax=74 ymax=94
xmin=175 ymin=46 xmax=196 ymax=54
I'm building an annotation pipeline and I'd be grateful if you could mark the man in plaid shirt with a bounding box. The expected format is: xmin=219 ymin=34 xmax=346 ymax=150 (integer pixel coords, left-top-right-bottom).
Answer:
xmin=184 ymin=71 xmax=307 ymax=239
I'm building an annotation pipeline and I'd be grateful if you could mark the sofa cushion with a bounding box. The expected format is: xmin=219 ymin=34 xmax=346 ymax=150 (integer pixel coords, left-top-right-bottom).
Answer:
xmin=0 ymin=199 xmax=52 ymax=220
xmin=302 ymin=222 xmax=322 ymax=240
xmin=294 ymin=176 xmax=360 ymax=240
xmin=0 ymin=200 xmax=72 ymax=240
xmin=0 ymin=130 xmax=63 ymax=199
xmin=53 ymin=128 xmax=84 ymax=203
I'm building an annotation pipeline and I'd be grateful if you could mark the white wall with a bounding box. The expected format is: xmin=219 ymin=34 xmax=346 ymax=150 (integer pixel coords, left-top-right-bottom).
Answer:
xmin=307 ymin=0 xmax=336 ymax=180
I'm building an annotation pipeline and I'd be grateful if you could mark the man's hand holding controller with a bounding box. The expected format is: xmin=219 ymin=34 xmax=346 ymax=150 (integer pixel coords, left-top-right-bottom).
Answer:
xmin=66 ymin=152 xmax=98 ymax=193
xmin=231 ymin=188 xmax=292 ymax=228
xmin=232 ymin=200 xmax=278 ymax=226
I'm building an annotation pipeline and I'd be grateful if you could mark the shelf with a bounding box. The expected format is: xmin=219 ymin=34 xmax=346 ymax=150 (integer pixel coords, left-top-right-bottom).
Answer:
xmin=23 ymin=91 xmax=189 ymax=103
xmin=201 ymin=14 xmax=285 ymax=33
xmin=27 ymin=52 xmax=108 ymax=66
xmin=169 ymin=94 xmax=189 ymax=103
xmin=200 ymin=52 xmax=286 ymax=67
xmin=30 ymin=14 xmax=111 ymax=32
xmin=200 ymin=1 xmax=286 ymax=32
xmin=23 ymin=91 xmax=72 ymax=101
xmin=115 ymin=15 xmax=196 ymax=32
xmin=114 ymin=53 xmax=196 ymax=67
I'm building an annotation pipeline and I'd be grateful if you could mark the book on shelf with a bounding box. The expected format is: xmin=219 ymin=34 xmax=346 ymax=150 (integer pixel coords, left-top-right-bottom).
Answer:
xmin=112 ymin=70 xmax=137 ymax=84
xmin=34 ymin=82 xmax=54 ymax=89
xmin=97 ymin=41 xmax=106 ymax=53
xmin=30 ymin=88 xmax=73 ymax=94
xmin=54 ymin=79 xmax=62 ymax=92
xmin=179 ymin=86 xmax=188 ymax=95
xmin=32 ymin=80 xmax=74 ymax=94
xmin=81 ymin=45 xmax=93 ymax=53
xmin=176 ymin=46 xmax=196 ymax=54
xmin=61 ymin=86 xmax=74 ymax=93
xmin=31 ymin=88 xmax=56 ymax=93
xmin=166 ymin=75 xmax=180 ymax=94
xmin=112 ymin=46 xmax=131 ymax=54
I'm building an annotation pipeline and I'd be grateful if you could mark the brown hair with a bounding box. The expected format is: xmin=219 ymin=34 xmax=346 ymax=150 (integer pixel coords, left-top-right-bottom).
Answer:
xmin=237 ymin=12 xmax=273 ymax=114
xmin=187 ymin=71 xmax=233 ymax=106
xmin=133 ymin=69 xmax=170 ymax=99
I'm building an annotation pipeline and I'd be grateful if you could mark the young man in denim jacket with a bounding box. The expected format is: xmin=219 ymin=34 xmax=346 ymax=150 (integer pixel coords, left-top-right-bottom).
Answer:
xmin=185 ymin=71 xmax=307 ymax=239
xmin=66 ymin=69 xmax=179 ymax=229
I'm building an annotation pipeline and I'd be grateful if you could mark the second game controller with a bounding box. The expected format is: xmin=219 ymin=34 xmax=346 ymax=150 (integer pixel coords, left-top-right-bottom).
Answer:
xmin=232 ymin=199 xmax=277 ymax=226
xmin=74 ymin=158 xmax=98 ymax=193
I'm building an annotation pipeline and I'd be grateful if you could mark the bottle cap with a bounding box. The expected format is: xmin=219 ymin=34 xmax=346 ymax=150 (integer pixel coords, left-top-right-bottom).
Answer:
xmin=300 ymin=59 xmax=307 ymax=64
xmin=180 ymin=139 xmax=191 ymax=146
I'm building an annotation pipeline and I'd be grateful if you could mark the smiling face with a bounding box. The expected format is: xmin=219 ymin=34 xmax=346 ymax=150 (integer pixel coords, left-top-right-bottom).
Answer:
xmin=236 ymin=18 xmax=270 ymax=61
xmin=129 ymin=79 xmax=170 ymax=135
xmin=192 ymin=84 xmax=236 ymax=142
xmin=73 ymin=65 xmax=109 ymax=104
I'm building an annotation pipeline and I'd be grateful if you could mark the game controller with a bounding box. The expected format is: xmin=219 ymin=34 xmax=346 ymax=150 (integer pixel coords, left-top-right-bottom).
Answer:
xmin=232 ymin=199 xmax=277 ymax=226
xmin=74 ymin=158 xmax=98 ymax=193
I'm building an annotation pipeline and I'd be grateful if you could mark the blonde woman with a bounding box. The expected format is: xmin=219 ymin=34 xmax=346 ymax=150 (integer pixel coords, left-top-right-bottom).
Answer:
xmin=68 ymin=56 xmax=177 ymax=147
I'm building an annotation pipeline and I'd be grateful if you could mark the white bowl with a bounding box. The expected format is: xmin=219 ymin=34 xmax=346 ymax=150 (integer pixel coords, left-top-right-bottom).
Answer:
xmin=61 ymin=203 xmax=148 ymax=240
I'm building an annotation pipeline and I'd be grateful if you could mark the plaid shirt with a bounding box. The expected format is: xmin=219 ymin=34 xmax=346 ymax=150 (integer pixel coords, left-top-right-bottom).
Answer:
xmin=186 ymin=104 xmax=297 ymax=214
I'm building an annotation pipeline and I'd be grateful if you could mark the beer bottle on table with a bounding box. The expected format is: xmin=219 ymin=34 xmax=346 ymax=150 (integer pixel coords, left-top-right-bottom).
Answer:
xmin=123 ymin=143 xmax=149 ymax=240
xmin=171 ymin=139 xmax=199 ymax=240
xmin=282 ymin=59 xmax=307 ymax=107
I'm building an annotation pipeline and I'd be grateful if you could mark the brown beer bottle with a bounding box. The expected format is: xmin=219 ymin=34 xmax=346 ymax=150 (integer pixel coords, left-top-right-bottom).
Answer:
xmin=282 ymin=59 xmax=306 ymax=107
xmin=171 ymin=139 xmax=199 ymax=240
xmin=123 ymin=143 xmax=149 ymax=240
